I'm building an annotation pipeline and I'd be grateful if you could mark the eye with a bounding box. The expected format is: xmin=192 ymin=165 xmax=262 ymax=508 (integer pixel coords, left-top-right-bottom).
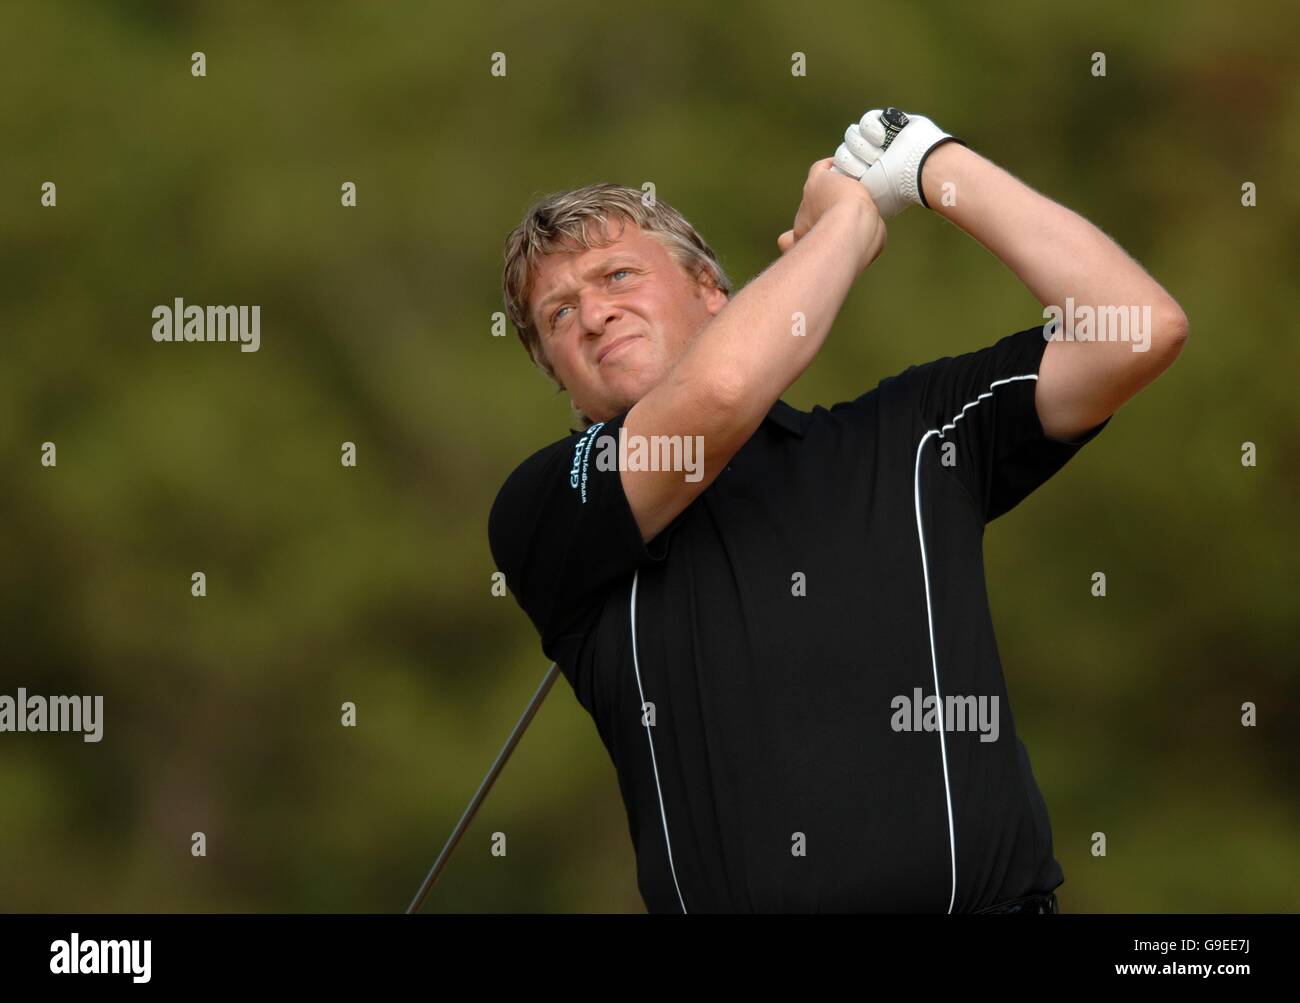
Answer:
xmin=549 ymin=270 xmax=633 ymax=329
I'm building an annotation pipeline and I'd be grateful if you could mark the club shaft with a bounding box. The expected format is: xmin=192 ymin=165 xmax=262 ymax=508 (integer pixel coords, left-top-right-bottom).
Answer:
xmin=405 ymin=662 xmax=561 ymax=914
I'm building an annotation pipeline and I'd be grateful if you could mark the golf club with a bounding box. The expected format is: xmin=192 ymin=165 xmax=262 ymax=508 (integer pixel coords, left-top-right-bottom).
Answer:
xmin=406 ymin=662 xmax=561 ymax=914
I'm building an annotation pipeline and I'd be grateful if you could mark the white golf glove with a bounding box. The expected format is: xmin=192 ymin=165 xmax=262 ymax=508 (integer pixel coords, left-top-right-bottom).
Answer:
xmin=832 ymin=107 xmax=965 ymax=219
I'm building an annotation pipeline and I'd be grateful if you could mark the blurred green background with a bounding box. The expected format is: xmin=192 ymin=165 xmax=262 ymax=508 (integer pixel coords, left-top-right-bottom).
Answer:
xmin=1 ymin=0 xmax=1296 ymax=913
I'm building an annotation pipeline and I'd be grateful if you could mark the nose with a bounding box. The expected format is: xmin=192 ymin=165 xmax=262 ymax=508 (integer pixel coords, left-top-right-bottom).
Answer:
xmin=580 ymin=291 xmax=620 ymax=335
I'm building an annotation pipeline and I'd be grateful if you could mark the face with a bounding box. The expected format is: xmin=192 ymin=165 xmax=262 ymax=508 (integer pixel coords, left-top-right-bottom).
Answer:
xmin=529 ymin=217 xmax=728 ymax=423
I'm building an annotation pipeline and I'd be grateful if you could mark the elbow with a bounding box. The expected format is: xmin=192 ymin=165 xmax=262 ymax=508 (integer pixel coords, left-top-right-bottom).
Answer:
xmin=1150 ymin=298 xmax=1189 ymax=365
xmin=1163 ymin=302 xmax=1189 ymax=345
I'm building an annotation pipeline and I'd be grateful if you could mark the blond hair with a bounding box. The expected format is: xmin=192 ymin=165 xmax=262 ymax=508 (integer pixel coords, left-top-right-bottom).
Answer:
xmin=501 ymin=183 xmax=732 ymax=426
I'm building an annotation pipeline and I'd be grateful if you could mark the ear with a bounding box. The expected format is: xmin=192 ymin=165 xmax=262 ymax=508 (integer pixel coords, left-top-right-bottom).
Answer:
xmin=698 ymin=268 xmax=728 ymax=316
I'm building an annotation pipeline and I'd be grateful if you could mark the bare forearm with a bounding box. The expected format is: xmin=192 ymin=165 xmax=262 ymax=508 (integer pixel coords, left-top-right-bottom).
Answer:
xmin=921 ymin=143 xmax=1184 ymax=325
xmin=916 ymin=139 xmax=1188 ymax=440
xmin=621 ymin=199 xmax=876 ymax=541
xmin=676 ymin=201 xmax=871 ymax=418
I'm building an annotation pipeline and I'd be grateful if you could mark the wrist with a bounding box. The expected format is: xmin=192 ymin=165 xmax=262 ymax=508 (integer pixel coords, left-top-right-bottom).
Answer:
xmin=919 ymin=139 xmax=970 ymax=213
xmin=824 ymin=198 xmax=884 ymax=271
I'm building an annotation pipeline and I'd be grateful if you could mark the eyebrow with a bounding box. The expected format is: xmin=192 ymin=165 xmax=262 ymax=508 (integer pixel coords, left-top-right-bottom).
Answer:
xmin=535 ymin=254 xmax=639 ymax=315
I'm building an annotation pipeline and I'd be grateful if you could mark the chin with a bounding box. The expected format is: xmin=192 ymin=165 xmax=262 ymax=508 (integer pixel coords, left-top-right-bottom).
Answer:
xmin=583 ymin=393 xmax=637 ymax=424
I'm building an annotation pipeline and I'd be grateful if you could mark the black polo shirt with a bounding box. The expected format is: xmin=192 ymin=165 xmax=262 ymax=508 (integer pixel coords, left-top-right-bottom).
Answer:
xmin=488 ymin=323 xmax=1110 ymax=913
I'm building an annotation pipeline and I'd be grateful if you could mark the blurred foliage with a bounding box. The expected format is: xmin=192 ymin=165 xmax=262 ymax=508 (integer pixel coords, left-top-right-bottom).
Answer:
xmin=0 ymin=0 xmax=1296 ymax=913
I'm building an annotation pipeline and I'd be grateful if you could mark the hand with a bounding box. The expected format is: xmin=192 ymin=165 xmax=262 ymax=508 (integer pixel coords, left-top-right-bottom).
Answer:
xmin=777 ymin=157 xmax=884 ymax=266
xmin=830 ymin=107 xmax=964 ymax=219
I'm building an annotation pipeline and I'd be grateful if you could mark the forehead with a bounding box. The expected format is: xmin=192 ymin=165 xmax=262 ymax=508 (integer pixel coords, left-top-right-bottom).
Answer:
xmin=530 ymin=219 xmax=672 ymax=311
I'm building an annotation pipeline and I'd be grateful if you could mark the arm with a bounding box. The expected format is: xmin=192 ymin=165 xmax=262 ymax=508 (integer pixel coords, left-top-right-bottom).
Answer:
xmin=919 ymin=142 xmax=1189 ymax=442
xmin=624 ymin=161 xmax=884 ymax=542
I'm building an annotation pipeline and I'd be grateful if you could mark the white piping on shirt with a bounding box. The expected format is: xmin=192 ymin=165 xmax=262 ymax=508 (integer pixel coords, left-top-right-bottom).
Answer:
xmin=913 ymin=373 xmax=1038 ymax=915
xmin=630 ymin=568 xmax=689 ymax=914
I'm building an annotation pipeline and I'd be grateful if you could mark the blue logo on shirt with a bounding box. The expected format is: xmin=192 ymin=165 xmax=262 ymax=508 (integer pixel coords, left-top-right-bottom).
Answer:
xmin=569 ymin=422 xmax=606 ymax=501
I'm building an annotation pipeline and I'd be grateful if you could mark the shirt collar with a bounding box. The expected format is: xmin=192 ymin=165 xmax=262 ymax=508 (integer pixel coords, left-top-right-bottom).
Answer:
xmin=572 ymin=399 xmax=806 ymax=438
xmin=764 ymin=399 xmax=806 ymax=437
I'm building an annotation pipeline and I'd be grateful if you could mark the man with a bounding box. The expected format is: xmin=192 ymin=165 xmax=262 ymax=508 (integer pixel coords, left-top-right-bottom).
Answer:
xmin=489 ymin=108 xmax=1188 ymax=913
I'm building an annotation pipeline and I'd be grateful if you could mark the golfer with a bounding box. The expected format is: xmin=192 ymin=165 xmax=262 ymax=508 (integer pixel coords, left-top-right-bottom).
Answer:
xmin=488 ymin=108 xmax=1187 ymax=913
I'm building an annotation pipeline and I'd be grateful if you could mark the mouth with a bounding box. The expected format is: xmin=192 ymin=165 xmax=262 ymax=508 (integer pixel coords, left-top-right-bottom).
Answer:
xmin=597 ymin=334 xmax=642 ymax=365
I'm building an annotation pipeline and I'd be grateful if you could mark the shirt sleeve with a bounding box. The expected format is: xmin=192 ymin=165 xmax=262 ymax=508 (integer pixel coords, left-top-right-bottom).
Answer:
xmin=487 ymin=410 xmax=668 ymax=660
xmin=903 ymin=323 xmax=1112 ymax=524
